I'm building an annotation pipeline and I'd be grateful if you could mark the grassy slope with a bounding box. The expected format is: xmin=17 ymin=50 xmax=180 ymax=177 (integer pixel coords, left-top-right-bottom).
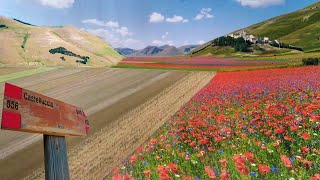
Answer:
xmin=192 ymin=2 xmax=320 ymax=57
xmin=0 ymin=67 xmax=55 ymax=82
xmin=242 ymin=2 xmax=320 ymax=52
xmin=0 ymin=16 xmax=123 ymax=67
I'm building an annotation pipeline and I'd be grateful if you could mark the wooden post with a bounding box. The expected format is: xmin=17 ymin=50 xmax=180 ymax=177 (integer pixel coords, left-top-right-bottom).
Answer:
xmin=1 ymin=83 xmax=89 ymax=179
xmin=44 ymin=135 xmax=70 ymax=180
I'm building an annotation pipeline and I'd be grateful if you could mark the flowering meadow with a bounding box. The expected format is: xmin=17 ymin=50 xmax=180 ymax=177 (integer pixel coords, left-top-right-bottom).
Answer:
xmin=109 ymin=66 xmax=320 ymax=180
xmin=118 ymin=57 xmax=296 ymax=71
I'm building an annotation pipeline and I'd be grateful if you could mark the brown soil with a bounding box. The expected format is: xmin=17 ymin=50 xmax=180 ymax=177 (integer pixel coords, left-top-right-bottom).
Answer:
xmin=0 ymin=68 xmax=214 ymax=179
xmin=24 ymin=71 xmax=215 ymax=180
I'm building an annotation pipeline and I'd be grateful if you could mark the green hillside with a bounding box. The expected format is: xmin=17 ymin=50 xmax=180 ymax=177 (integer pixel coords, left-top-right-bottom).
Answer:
xmin=244 ymin=2 xmax=320 ymax=52
xmin=193 ymin=2 xmax=320 ymax=56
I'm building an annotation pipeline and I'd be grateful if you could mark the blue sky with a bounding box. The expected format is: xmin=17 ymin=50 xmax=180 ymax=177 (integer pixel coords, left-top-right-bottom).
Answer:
xmin=0 ymin=0 xmax=318 ymax=49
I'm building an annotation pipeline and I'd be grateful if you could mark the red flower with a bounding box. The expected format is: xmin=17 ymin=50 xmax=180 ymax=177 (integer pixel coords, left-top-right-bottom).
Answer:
xmin=233 ymin=154 xmax=246 ymax=164
xmin=220 ymin=158 xmax=227 ymax=167
xmin=111 ymin=167 xmax=119 ymax=175
xmin=280 ymin=155 xmax=293 ymax=168
xmin=136 ymin=146 xmax=143 ymax=153
xmin=130 ymin=154 xmax=138 ymax=164
xmin=144 ymin=170 xmax=151 ymax=178
xmin=258 ymin=164 xmax=270 ymax=174
xmin=112 ymin=174 xmax=134 ymax=180
xmin=112 ymin=174 xmax=123 ymax=180
xmin=220 ymin=168 xmax=229 ymax=180
xmin=302 ymin=133 xmax=310 ymax=140
xmin=204 ymin=166 xmax=216 ymax=179
xmin=244 ymin=152 xmax=254 ymax=163
xmin=275 ymin=127 xmax=285 ymax=134
xmin=301 ymin=146 xmax=310 ymax=155
xmin=168 ymin=162 xmax=179 ymax=174
xmin=310 ymin=174 xmax=320 ymax=180
xmin=235 ymin=163 xmax=249 ymax=175
xmin=182 ymin=175 xmax=193 ymax=180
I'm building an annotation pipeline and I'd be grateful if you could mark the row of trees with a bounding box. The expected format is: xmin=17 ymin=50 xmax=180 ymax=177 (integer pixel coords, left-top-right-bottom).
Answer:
xmin=49 ymin=47 xmax=89 ymax=64
xmin=302 ymin=58 xmax=319 ymax=66
xmin=0 ymin=24 xmax=8 ymax=29
xmin=213 ymin=36 xmax=253 ymax=52
xmin=269 ymin=41 xmax=303 ymax=51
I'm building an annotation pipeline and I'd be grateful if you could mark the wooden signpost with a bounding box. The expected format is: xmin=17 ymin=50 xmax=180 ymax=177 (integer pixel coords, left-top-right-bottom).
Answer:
xmin=1 ymin=83 xmax=89 ymax=180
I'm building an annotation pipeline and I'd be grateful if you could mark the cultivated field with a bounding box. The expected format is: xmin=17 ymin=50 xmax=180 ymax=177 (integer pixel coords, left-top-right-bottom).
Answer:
xmin=0 ymin=67 xmax=214 ymax=179
xmin=108 ymin=66 xmax=320 ymax=180
xmin=117 ymin=57 xmax=299 ymax=71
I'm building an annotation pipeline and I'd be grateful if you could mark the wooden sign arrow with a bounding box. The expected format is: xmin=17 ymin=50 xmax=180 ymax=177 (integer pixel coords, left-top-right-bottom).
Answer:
xmin=1 ymin=83 xmax=89 ymax=136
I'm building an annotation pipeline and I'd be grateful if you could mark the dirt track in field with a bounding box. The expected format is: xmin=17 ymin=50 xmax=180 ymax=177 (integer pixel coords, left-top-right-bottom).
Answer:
xmin=0 ymin=68 xmax=214 ymax=179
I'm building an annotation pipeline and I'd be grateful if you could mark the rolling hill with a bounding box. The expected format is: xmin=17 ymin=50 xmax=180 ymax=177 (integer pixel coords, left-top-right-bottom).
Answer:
xmin=116 ymin=45 xmax=198 ymax=57
xmin=193 ymin=2 xmax=320 ymax=56
xmin=0 ymin=16 xmax=123 ymax=67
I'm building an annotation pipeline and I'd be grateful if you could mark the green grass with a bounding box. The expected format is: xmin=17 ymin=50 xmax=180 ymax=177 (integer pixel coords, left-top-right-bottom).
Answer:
xmin=0 ymin=67 xmax=56 ymax=83
xmin=191 ymin=46 xmax=236 ymax=57
xmin=238 ymin=52 xmax=320 ymax=61
xmin=194 ymin=2 xmax=320 ymax=56
xmin=21 ymin=33 xmax=29 ymax=49
xmin=244 ymin=2 xmax=320 ymax=52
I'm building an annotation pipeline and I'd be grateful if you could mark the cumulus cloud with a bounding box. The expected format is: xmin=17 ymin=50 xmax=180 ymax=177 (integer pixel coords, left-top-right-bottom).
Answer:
xmin=198 ymin=40 xmax=205 ymax=45
xmin=34 ymin=0 xmax=75 ymax=9
xmin=236 ymin=0 xmax=285 ymax=8
xmin=85 ymin=28 xmax=144 ymax=49
xmin=152 ymin=32 xmax=174 ymax=46
xmin=116 ymin=27 xmax=132 ymax=37
xmin=194 ymin=8 xmax=214 ymax=20
xmin=161 ymin=32 xmax=169 ymax=39
xmin=82 ymin=18 xmax=132 ymax=37
xmin=82 ymin=18 xmax=139 ymax=48
xmin=149 ymin=12 xmax=188 ymax=23
xmin=149 ymin=12 xmax=165 ymax=23
xmin=166 ymin=15 xmax=188 ymax=23
xmin=152 ymin=40 xmax=174 ymax=46
xmin=82 ymin=19 xmax=119 ymax=28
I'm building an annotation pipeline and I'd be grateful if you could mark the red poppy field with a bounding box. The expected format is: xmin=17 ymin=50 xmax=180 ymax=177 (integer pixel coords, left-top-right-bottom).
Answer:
xmin=109 ymin=66 xmax=320 ymax=180
xmin=118 ymin=57 xmax=297 ymax=71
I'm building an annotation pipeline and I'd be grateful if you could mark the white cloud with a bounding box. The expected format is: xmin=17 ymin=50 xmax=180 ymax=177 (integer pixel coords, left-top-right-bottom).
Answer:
xmin=116 ymin=27 xmax=132 ymax=37
xmin=149 ymin=12 xmax=165 ymax=23
xmin=161 ymin=32 xmax=169 ymax=39
xmin=85 ymin=28 xmax=144 ymax=49
xmin=82 ymin=18 xmax=132 ymax=37
xmin=198 ymin=40 xmax=205 ymax=45
xmin=34 ymin=0 xmax=75 ymax=9
xmin=152 ymin=40 xmax=174 ymax=46
xmin=236 ymin=0 xmax=285 ymax=8
xmin=194 ymin=8 xmax=214 ymax=20
xmin=152 ymin=32 xmax=174 ymax=46
xmin=166 ymin=15 xmax=188 ymax=23
xmin=82 ymin=19 xmax=119 ymax=28
xmin=82 ymin=18 xmax=139 ymax=48
xmin=149 ymin=12 xmax=188 ymax=23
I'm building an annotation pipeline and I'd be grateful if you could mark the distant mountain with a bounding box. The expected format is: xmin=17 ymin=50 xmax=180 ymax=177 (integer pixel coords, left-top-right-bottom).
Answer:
xmin=0 ymin=16 xmax=123 ymax=67
xmin=115 ymin=48 xmax=137 ymax=56
xmin=192 ymin=1 xmax=320 ymax=56
xmin=178 ymin=45 xmax=200 ymax=53
xmin=116 ymin=45 xmax=199 ymax=57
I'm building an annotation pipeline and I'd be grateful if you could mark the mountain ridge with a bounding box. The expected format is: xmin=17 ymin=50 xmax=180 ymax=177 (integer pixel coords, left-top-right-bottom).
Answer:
xmin=116 ymin=45 xmax=199 ymax=57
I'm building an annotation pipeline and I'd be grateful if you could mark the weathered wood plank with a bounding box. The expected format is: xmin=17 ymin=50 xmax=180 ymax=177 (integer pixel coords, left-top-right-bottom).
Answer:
xmin=1 ymin=83 xmax=89 ymax=136
xmin=44 ymin=135 xmax=70 ymax=180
